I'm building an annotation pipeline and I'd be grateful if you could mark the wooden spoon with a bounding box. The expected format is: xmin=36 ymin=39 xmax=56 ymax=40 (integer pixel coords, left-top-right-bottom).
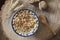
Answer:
xmin=39 ymin=15 xmax=56 ymax=35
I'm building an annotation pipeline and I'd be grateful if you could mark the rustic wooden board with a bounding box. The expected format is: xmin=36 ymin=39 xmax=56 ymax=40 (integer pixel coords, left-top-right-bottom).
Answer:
xmin=1 ymin=0 xmax=60 ymax=40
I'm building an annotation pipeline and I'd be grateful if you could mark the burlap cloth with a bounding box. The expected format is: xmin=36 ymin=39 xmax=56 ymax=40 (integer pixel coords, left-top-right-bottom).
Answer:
xmin=1 ymin=0 xmax=60 ymax=40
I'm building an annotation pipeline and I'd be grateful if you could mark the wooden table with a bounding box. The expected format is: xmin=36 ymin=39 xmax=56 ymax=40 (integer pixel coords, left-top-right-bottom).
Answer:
xmin=1 ymin=0 xmax=60 ymax=40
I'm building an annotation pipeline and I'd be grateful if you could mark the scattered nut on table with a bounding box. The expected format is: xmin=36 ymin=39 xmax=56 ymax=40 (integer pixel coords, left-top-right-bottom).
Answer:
xmin=39 ymin=1 xmax=47 ymax=10
xmin=29 ymin=0 xmax=40 ymax=3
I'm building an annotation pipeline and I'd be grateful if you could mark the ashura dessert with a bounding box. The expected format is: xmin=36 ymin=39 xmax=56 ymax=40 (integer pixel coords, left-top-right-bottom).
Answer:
xmin=12 ymin=9 xmax=39 ymax=36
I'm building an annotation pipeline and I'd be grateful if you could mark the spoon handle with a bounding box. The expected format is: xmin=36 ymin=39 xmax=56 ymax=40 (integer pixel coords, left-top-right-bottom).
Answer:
xmin=45 ymin=23 xmax=56 ymax=35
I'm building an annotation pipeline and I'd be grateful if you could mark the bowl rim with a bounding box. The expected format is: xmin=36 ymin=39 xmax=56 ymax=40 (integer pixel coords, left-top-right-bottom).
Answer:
xmin=11 ymin=9 xmax=40 ymax=37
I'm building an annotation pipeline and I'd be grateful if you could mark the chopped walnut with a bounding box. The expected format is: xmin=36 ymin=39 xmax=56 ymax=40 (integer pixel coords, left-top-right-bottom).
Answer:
xmin=39 ymin=1 xmax=47 ymax=10
xmin=29 ymin=0 xmax=39 ymax=3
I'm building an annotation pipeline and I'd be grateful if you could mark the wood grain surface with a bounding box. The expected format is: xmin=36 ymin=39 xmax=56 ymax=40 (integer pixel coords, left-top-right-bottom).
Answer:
xmin=0 ymin=0 xmax=60 ymax=40
xmin=0 ymin=11 xmax=9 ymax=40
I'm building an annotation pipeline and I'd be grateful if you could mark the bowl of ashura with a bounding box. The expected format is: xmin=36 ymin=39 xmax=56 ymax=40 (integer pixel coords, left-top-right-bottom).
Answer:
xmin=11 ymin=9 xmax=40 ymax=37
